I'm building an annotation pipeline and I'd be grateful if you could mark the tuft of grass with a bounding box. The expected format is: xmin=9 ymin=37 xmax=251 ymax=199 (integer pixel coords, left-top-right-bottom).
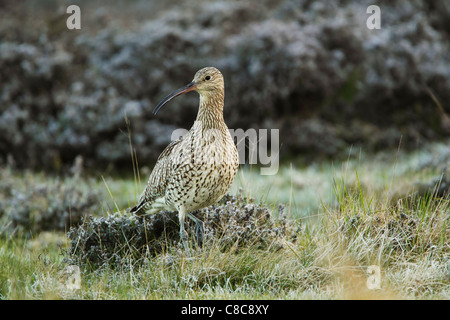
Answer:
xmin=66 ymin=192 xmax=300 ymax=270
xmin=317 ymin=170 xmax=449 ymax=298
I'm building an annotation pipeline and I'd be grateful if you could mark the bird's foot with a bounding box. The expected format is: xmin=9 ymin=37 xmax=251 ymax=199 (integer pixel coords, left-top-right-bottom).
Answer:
xmin=180 ymin=228 xmax=191 ymax=258
xmin=194 ymin=221 xmax=204 ymax=248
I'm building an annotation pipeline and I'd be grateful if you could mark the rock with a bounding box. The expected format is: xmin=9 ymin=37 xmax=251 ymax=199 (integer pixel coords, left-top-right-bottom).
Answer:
xmin=67 ymin=193 xmax=300 ymax=268
xmin=0 ymin=169 xmax=102 ymax=237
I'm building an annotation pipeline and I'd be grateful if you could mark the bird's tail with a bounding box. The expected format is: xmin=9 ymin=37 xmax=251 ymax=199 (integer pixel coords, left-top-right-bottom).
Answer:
xmin=130 ymin=200 xmax=146 ymax=216
xmin=130 ymin=196 xmax=168 ymax=216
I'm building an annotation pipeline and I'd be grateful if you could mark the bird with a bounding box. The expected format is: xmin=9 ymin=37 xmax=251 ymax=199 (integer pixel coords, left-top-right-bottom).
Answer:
xmin=130 ymin=67 xmax=239 ymax=256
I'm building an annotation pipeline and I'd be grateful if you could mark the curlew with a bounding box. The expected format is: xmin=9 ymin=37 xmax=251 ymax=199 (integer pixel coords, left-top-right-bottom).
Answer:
xmin=131 ymin=67 xmax=239 ymax=256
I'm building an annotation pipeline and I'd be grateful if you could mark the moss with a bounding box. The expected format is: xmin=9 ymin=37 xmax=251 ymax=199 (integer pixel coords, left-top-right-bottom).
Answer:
xmin=0 ymin=169 xmax=102 ymax=237
xmin=67 ymin=192 xmax=301 ymax=269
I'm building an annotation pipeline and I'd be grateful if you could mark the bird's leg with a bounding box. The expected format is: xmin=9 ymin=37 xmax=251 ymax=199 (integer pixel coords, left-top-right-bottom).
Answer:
xmin=178 ymin=208 xmax=190 ymax=257
xmin=187 ymin=212 xmax=204 ymax=248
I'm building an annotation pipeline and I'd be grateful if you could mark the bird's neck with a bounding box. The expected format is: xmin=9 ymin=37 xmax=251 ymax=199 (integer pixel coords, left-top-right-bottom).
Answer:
xmin=196 ymin=90 xmax=226 ymax=130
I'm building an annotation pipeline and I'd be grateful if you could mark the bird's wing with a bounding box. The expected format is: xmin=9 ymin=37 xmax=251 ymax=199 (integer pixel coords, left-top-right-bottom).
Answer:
xmin=156 ymin=138 xmax=182 ymax=162
xmin=130 ymin=137 xmax=183 ymax=215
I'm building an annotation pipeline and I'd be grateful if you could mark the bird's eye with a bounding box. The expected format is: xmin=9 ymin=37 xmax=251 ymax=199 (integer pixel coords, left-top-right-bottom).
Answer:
xmin=205 ymin=76 xmax=211 ymax=81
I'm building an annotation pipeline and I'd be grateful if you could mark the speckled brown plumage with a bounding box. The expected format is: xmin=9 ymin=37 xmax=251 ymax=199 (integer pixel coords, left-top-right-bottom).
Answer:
xmin=130 ymin=67 xmax=239 ymax=255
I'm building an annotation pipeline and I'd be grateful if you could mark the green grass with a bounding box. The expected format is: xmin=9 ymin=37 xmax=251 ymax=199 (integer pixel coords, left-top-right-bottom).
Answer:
xmin=231 ymin=142 xmax=448 ymax=219
xmin=0 ymin=142 xmax=449 ymax=299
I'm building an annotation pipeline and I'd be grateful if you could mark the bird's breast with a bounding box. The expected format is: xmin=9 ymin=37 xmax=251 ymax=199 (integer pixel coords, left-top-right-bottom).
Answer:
xmin=165 ymin=131 xmax=238 ymax=212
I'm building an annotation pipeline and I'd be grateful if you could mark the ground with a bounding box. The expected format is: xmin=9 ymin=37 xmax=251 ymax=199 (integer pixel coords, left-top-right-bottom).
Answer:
xmin=0 ymin=141 xmax=448 ymax=299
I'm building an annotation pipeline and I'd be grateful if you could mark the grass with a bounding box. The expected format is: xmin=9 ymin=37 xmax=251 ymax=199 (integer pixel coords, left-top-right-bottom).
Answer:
xmin=0 ymin=142 xmax=449 ymax=299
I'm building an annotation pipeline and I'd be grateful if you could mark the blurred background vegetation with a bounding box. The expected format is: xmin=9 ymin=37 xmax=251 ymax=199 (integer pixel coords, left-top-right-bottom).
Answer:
xmin=0 ymin=0 xmax=448 ymax=172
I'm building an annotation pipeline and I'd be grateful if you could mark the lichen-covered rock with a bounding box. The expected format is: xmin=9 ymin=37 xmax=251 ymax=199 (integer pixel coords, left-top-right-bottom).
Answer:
xmin=67 ymin=193 xmax=300 ymax=268
xmin=0 ymin=168 xmax=102 ymax=237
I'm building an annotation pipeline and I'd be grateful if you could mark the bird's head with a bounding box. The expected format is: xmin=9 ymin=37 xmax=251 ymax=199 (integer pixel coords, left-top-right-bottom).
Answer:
xmin=153 ymin=67 xmax=224 ymax=115
xmin=192 ymin=67 xmax=224 ymax=93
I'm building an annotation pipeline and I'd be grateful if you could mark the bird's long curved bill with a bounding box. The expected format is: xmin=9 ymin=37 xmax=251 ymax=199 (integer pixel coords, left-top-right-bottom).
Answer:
xmin=153 ymin=81 xmax=197 ymax=115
